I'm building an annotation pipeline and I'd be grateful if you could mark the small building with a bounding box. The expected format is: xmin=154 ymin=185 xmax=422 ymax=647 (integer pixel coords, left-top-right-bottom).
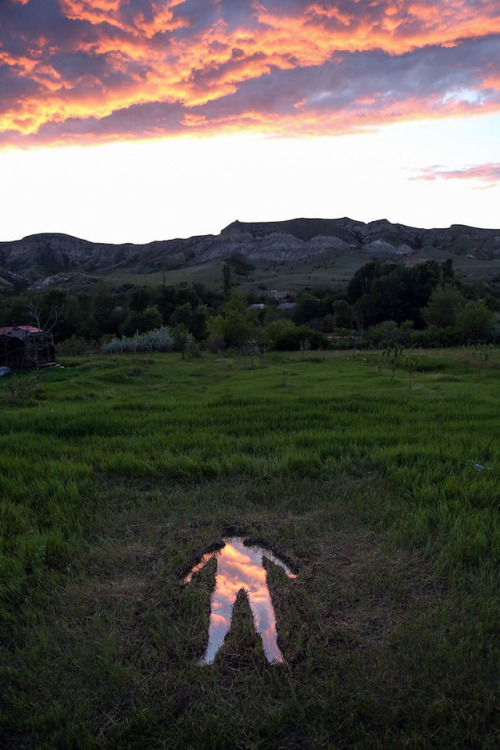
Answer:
xmin=0 ymin=325 xmax=57 ymax=370
xmin=270 ymin=290 xmax=294 ymax=301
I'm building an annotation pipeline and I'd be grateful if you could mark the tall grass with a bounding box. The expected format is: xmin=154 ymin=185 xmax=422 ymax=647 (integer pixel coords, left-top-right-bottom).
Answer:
xmin=0 ymin=349 xmax=498 ymax=747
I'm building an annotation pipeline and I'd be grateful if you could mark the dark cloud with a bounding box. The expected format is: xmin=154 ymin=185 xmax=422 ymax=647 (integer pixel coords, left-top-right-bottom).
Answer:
xmin=188 ymin=52 xmax=267 ymax=89
xmin=0 ymin=0 xmax=498 ymax=145
xmin=0 ymin=64 xmax=42 ymax=112
xmin=1 ymin=0 xmax=87 ymax=51
xmin=35 ymin=100 xmax=185 ymax=140
xmin=194 ymin=35 xmax=500 ymax=120
xmin=50 ymin=50 xmax=150 ymax=87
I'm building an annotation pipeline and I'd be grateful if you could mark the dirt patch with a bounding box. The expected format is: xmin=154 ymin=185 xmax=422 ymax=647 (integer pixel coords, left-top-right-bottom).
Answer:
xmin=70 ymin=511 xmax=446 ymax=669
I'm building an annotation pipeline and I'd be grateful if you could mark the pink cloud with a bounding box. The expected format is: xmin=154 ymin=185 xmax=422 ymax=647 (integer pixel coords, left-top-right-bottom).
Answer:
xmin=0 ymin=0 xmax=499 ymax=146
xmin=411 ymin=163 xmax=500 ymax=185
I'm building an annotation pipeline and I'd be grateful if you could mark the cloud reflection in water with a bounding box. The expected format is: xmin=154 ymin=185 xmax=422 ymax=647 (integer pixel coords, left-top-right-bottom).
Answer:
xmin=184 ymin=537 xmax=296 ymax=664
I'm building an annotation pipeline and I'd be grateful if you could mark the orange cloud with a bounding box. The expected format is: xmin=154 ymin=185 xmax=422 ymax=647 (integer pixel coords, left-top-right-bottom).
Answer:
xmin=0 ymin=0 xmax=499 ymax=146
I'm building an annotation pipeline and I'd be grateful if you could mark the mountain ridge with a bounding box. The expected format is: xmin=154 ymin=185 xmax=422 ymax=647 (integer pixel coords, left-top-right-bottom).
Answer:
xmin=1 ymin=217 xmax=499 ymax=290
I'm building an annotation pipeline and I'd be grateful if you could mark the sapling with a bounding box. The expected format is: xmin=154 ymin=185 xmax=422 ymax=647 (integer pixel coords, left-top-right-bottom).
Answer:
xmin=472 ymin=344 xmax=490 ymax=380
xmin=299 ymin=337 xmax=311 ymax=361
xmin=258 ymin=344 xmax=268 ymax=369
xmin=383 ymin=340 xmax=403 ymax=381
xmin=6 ymin=371 xmax=38 ymax=403
xmin=403 ymin=354 xmax=421 ymax=391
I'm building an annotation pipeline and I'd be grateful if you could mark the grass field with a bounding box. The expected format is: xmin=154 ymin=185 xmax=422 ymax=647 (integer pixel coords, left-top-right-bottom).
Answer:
xmin=102 ymin=248 xmax=500 ymax=294
xmin=1 ymin=349 xmax=498 ymax=748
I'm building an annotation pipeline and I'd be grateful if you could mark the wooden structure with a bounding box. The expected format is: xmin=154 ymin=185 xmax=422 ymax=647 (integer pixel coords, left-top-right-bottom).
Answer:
xmin=0 ymin=325 xmax=57 ymax=370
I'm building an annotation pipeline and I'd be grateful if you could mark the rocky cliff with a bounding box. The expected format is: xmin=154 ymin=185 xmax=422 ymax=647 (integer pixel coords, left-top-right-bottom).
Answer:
xmin=1 ymin=217 xmax=499 ymax=289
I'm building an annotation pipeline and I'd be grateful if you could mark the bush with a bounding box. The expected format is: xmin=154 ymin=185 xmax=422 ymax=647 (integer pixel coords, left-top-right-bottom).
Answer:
xmin=120 ymin=307 xmax=163 ymax=337
xmin=102 ymin=326 xmax=175 ymax=354
xmin=4 ymin=372 xmax=39 ymax=404
xmin=263 ymin=319 xmax=296 ymax=348
xmin=457 ymin=302 xmax=497 ymax=344
xmin=408 ymin=326 xmax=462 ymax=348
xmin=274 ymin=325 xmax=326 ymax=351
xmin=365 ymin=321 xmax=400 ymax=348
xmin=58 ymin=335 xmax=95 ymax=356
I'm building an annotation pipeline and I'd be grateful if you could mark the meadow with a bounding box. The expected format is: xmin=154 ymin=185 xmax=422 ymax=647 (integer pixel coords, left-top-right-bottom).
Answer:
xmin=0 ymin=349 xmax=498 ymax=748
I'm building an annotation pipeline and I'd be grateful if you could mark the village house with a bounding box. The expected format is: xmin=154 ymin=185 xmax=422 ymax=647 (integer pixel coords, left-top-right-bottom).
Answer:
xmin=0 ymin=325 xmax=57 ymax=370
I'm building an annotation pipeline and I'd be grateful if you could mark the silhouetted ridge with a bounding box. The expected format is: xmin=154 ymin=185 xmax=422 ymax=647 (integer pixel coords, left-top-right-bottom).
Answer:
xmin=1 ymin=217 xmax=498 ymax=290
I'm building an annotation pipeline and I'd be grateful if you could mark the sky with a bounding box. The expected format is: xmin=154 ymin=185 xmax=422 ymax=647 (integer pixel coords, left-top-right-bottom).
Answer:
xmin=0 ymin=0 xmax=499 ymax=244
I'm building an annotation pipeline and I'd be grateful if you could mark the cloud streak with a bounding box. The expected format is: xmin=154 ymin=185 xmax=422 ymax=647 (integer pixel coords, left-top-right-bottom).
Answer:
xmin=412 ymin=163 xmax=500 ymax=185
xmin=0 ymin=0 xmax=499 ymax=146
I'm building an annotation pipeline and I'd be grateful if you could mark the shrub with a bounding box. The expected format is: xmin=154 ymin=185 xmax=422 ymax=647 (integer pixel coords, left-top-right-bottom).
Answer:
xmin=274 ymin=325 xmax=326 ymax=351
xmin=58 ymin=335 xmax=95 ymax=356
xmin=102 ymin=326 xmax=175 ymax=354
xmin=263 ymin=319 xmax=297 ymax=349
xmin=366 ymin=321 xmax=399 ymax=348
xmin=457 ymin=302 xmax=497 ymax=344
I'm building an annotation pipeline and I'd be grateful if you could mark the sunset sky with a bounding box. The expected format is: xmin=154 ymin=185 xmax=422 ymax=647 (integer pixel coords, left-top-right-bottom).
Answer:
xmin=1 ymin=0 xmax=499 ymax=243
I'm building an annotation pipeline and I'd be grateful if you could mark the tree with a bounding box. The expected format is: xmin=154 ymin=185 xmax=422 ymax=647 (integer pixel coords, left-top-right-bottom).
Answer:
xmin=24 ymin=299 xmax=61 ymax=371
xmin=441 ymin=258 xmax=454 ymax=285
xmin=348 ymin=261 xmax=391 ymax=304
xmin=207 ymin=294 xmax=255 ymax=349
xmin=383 ymin=339 xmax=403 ymax=381
xmin=332 ymin=299 xmax=353 ymax=329
xmin=351 ymin=294 xmax=375 ymax=331
xmin=223 ymin=262 xmax=232 ymax=298
xmin=170 ymin=303 xmax=208 ymax=340
xmin=457 ymin=302 xmax=496 ymax=343
xmin=128 ymin=287 xmax=151 ymax=313
xmin=263 ymin=319 xmax=297 ymax=348
xmin=92 ymin=281 xmax=116 ymax=336
xmin=120 ymin=306 xmax=162 ymax=337
xmin=292 ymin=292 xmax=322 ymax=325
xmin=156 ymin=285 xmax=177 ymax=323
xmin=422 ymin=286 xmax=466 ymax=328
xmin=347 ymin=260 xmax=441 ymax=327
xmin=172 ymin=323 xmax=191 ymax=359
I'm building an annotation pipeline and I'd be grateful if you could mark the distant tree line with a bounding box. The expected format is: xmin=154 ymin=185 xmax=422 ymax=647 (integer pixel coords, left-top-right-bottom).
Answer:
xmin=0 ymin=259 xmax=498 ymax=354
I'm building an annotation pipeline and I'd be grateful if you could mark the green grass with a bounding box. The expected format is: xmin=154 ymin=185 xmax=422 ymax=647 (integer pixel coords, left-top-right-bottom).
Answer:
xmin=1 ymin=349 xmax=499 ymax=748
xmin=100 ymin=247 xmax=500 ymax=293
xmin=104 ymin=249 xmax=370 ymax=292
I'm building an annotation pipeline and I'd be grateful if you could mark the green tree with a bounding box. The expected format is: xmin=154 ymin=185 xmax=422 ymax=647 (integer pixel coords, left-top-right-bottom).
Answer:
xmin=128 ymin=287 xmax=152 ymax=313
xmin=441 ymin=258 xmax=454 ymax=285
xmin=120 ymin=306 xmax=162 ymax=337
xmin=170 ymin=303 xmax=208 ymax=340
xmin=4 ymin=294 xmax=30 ymax=324
xmin=457 ymin=302 xmax=496 ymax=343
xmin=156 ymin=285 xmax=177 ymax=323
xmin=348 ymin=260 xmax=441 ymax=327
xmin=422 ymin=286 xmax=466 ymax=328
xmin=93 ymin=281 xmax=116 ymax=335
xmin=172 ymin=323 xmax=191 ymax=359
xmin=223 ymin=262 xmax=232 ymax=298
xmin=348 ymin=261 xmax=390 ymax=304
xmin=332 ymin=299 xmax=353 ymax=328
xmin=292 ymin=292 xmax=321 ymax=325
xmin=207 ymin=294 xmax=255 ymax=349
xmin=263 ymin=319 xmax=297 ymax=348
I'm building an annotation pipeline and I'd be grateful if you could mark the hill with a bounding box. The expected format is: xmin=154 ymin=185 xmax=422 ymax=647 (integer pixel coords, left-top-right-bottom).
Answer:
xmin=1 ymin=217 xmax=499 ymax=292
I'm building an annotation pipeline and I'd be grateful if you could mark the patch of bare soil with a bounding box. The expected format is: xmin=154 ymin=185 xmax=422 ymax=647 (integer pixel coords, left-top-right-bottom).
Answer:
xmin=62 ymin=510 xmax=446 ymax=676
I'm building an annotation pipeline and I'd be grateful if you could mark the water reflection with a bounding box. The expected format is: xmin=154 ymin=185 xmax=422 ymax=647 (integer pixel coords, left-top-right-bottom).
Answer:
xmin=184 ymin=537 xmax=297 ymax=664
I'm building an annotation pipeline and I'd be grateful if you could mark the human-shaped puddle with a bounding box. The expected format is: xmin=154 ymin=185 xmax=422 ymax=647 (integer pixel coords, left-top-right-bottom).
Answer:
xmin=184 ymin=537 xmax=297 ymax=664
